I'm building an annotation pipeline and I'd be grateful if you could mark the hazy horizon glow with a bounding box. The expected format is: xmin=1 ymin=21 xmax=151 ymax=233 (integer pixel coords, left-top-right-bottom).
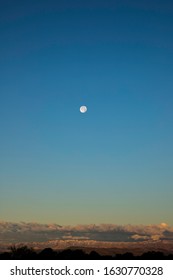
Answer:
xmin=0 ymin=0 xmax=173 ymax=226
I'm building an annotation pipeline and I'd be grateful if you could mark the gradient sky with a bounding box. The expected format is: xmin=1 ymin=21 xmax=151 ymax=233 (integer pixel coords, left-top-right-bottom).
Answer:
xmin=0 ymin=0 xmax=173 ymax=226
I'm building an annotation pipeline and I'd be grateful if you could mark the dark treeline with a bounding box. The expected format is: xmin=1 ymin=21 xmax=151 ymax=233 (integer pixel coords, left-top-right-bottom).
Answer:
xmin=0 ymin=246 xmax=173 ymax=260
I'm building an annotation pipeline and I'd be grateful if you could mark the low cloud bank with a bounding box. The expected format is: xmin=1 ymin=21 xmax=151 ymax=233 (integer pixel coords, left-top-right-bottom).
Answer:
xmin=0 ymin=221 xmax=172 ymax=243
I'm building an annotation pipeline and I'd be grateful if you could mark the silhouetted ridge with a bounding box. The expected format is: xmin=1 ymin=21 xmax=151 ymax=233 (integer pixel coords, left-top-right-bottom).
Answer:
xmin=0 ymin=246 xmax=172 ymax=260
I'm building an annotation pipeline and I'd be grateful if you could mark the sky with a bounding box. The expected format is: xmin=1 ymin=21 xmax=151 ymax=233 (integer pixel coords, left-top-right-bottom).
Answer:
xmin=0 ymin=0 xmax=173 ymax=226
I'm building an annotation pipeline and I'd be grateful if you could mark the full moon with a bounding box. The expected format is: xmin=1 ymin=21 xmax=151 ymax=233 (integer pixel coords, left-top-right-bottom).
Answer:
xmin=80 ymin=105 xmax=87 ymax=113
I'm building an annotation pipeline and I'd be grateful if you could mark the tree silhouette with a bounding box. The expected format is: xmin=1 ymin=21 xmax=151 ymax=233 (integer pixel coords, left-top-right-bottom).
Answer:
xmin=10 ymin=245 xmax=37 ymax=260
xmin=141 ymin=251 xmax=165 ymax=260
xmin=38 ymin=248 xmax=57 ymax=259
xmin=0 ymin=246 xmax=172 ymax=260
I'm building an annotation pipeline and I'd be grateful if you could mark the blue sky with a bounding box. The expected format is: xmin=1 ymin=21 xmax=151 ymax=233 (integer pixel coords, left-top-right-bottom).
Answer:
xmin=0 ymin=0 xmax=173 ymax=225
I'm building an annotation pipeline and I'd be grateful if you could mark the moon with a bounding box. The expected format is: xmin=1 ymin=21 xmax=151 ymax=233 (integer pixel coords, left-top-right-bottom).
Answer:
xmin=80 ymin=105 xmax=87 ymax=113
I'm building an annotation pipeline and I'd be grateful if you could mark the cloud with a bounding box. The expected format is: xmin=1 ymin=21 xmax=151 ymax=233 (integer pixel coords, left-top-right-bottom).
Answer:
xmin=131 ymin=234 xmax=149 ymax=241
xmin=0 ymin=221 xmax=173 ymax=244
xmin=62 ymin=235 xmax=90 ymax=240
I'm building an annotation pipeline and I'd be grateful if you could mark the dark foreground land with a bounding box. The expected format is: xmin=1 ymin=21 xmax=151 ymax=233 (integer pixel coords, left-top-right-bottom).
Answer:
xmin=0 ymin=246 xmax=173 ymax=260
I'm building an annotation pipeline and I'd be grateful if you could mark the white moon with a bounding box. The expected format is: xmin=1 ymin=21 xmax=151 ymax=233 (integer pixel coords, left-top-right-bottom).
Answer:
xmin=80 ymin=105 xmax=87 ymax=113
